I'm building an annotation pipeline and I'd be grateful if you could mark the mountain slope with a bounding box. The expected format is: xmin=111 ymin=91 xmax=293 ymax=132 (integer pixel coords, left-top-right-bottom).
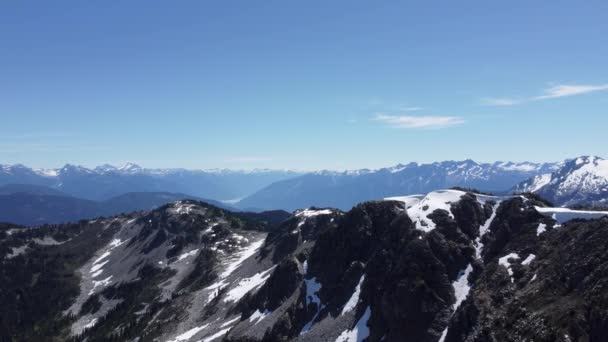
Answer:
xmin=238 ymin=160 xmax=558 ymax=211
xmin=0 ymin=186 xmax=238 ymax=225
xmin=2 ymin=191 xmax=607 ymax=341
xmin=514 ymin=156 xmax=608 ymax=207
xmin=0 ymin=183 xmax=68 ymax=196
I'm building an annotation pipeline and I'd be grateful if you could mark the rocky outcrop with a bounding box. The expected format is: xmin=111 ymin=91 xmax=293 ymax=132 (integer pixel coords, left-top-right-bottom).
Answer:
xmin=1 ymin=191 xmax=607 ymax=342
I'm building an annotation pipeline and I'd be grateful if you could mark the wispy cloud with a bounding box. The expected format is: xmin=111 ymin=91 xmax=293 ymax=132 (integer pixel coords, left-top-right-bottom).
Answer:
xmin=483 ymin=83 xmax=608 ymax=106
xmin=374 ymin=113 xmax=464 ymax=129
xmin=480 ymin=97 xmax=521 ymax=106
xmin=393 ymin=106 xmax=424 ymax=112
xmin=535 ymin=84 xmax=608 ymax=99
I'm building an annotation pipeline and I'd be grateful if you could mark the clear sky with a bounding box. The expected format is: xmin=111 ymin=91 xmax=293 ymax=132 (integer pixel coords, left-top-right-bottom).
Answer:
xmin=1 ymin=1 xmax=607 ymax=170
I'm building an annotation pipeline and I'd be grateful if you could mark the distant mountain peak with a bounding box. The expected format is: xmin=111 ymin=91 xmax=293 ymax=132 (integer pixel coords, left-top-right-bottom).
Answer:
xmin=514 ymin=155 xmax=608 ymax=207
xmin=117 ymin=162 xmax=142 ymax=173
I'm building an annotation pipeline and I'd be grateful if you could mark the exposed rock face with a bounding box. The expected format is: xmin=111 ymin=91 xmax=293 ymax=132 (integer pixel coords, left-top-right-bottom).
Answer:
xmin=1 ymin=191 xmax=607 ymax=342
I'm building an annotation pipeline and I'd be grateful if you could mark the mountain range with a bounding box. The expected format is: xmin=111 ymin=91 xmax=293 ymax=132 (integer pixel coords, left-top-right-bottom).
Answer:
xmin=2 ymin=190 xmax=607 ymax=341
xmin=3 ymin=157 xmax=608 ymax=221
xmin=237 ymin=160 xmax=559 ymax=211
xmin=0 ymin=163 xmax=301 ymax=202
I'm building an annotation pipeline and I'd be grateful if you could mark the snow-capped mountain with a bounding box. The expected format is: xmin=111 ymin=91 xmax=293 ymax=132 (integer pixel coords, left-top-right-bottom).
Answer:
xmin=2 ymin=191 xmax=607 ymax=341
xmin=238 ymin=160 xmax=559 ymax=211
xmin=0 ymin=163 xmax=302 ymax=201
xmin=513 ymin=156 xmax=608 ymax=207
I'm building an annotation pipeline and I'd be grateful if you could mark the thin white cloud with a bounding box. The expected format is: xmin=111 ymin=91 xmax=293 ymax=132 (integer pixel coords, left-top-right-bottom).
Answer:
xmin=481 ymin=97 xmax=521 ymax=106
xmin=483 ymin=83 xmax=608 ymax=106
xmin=535 ymin=84 xmax=608 ymax=99
xmin=392 ymin=106 xmax=424 ymax=112
xmin=374 ymin=114 xmax=464 ymax=129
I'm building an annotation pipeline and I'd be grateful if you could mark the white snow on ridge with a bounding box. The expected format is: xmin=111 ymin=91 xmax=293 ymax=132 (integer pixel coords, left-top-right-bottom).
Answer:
xmin=384 ymin=195 xmax=425 ymax=209
xmin=166 ymin=324 xmax=209 ymax=342
xmin=522 ymin=254 xmax=536 ymax=265
xmin=535 ymin=206 xmax=608 ymax=224
xmin=440 ymin=263 xmax=474 ymax=342
xmin=34 ymin=168 xmax=59 ymax=177
xmin=497 ymin=162 xmax=541 ymax=172
xmin=516 ymin=173 xmax=551 ymax=193
xmin=83 ymin=318 xmax=98 ymax=330
xmin=108 ymin=238 xmax=125 ymax=248
xmin=558 ymin=156 xmax=608 ymax=196
xmin=204 ymin=238 xmax=266 ymax=303
xmin=177 ymin=249 xmax=199 ymax=261
xmin=475 ymin=201 xmax=501 ymax=259
xmin=524 ymin=174 xmax=552 ymax=192
xmin=219 ymin=316 xmax=240 ymax=328
xmin=202 ymin=327 xmax=231 ymax=342
xmin=249 ymin=309 xmax=271 ymax=325
xmin=295 ymin=208 xmax=334 ymax=218
xmin=93 ymin=251 xmax=111 ymax=265
xmin=341 ymin=275 xmax=365 ymax=315
xmin=90 ymin=260 xmax=109 ymax=274
xmin=386 ymin=190 xmax=513 ymax=233
xmin=399 ymin=190 xmax=465 ymax=232
xmin=295 ymin=208 xmax=334 ymax=228
xmin=224 ymin=266 xmax=275 ymax=302
xmin=452 ymin=264 xmax=473 ymax=310
xmin=219 ymin=238 xmax=265 ymax=279
xmin=335 ymin=306 xmax=371 ymax=342
xmin=89 ymin=276 xmax=113 ymax=295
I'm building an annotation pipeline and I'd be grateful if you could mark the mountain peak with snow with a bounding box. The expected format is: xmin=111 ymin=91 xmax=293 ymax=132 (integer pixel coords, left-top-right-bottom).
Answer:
xmin=514 ymin=156 xmax=608 ymax=207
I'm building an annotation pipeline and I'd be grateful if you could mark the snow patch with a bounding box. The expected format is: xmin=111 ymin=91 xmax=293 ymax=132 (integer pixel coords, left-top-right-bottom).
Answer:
xmin=83 ymin=318 xmax=98 ymax=330
xmin=335 ymin=306 xmax=372 ymax=342
xmin=522 ymin=254 xmax=536 ymax=265
xmin=537 ymin=223 xmax=547 ymax=236
xmin=475 ymin=201 xmax=501 ymax=259
xmin=249 ymin=309 xmax=271 ymax=325
xmin=90 ymin=260 xmax=109 ymax=274
xmin=224 ymin=266 xmax=275 ymax=302
xmin=201 ymin=327 xmax=231 ymax=342
xmin=166 ymin=324 xmax=209 ymax=342
xmin=384 ymin=195 xmax=425 ymax=209
xmin=177 ymin=249 xmax=199 ymax=261
xmin=93 ymin=251 xmax=111 ymax=265
xmin=219 ymin=316 xmax=241 ymax=328
xmin=535 ymin=206 xmax=608 ymax=224
xmin=296 ymin=208 xmax=334 ymax=218
xmin=108 ymin=238 xmax=125 ymax=248
xmin=498 ymin=253 xmax=520 ymax=282
xmin=301 ymin=274 xmax=324 ymax=334
xmin=452 ymin=264 xmax=473 ymax=310
xmin=89 ymin=276 xmax=113 ymax=295
xmin=398 ymin=190 xmax=466 ymax=232
xmin=204 ymin=238 xmax=265 ymax=302
xmin=296 ymin=208 xmax=334 ymax=228
xmin=341 ymin=275 xmax=365 ymax=315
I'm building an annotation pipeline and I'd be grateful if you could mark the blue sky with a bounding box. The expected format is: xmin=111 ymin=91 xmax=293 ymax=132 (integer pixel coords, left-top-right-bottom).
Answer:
xmin=1 ymin=1 xmax=607 ymax=170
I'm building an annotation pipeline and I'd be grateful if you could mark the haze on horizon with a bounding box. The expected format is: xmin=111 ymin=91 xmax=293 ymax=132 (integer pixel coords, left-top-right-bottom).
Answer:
xmin=1 ymin=1 xmax=607 ymax=170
